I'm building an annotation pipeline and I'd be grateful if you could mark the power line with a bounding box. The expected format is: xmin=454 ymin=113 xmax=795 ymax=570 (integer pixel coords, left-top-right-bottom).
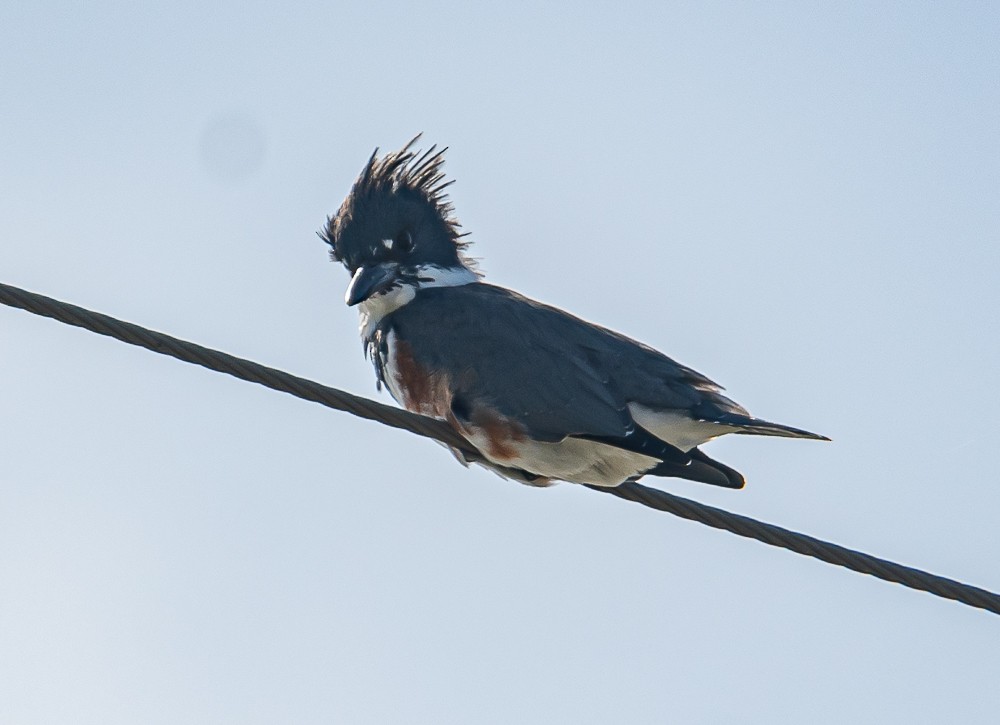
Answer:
xmin=2 ymin=280 xmax=998 ymax=616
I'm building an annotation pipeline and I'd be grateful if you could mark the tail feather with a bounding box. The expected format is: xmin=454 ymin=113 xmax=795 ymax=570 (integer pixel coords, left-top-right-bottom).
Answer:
xmin=715 ymin=413 xmax=830 ymax=442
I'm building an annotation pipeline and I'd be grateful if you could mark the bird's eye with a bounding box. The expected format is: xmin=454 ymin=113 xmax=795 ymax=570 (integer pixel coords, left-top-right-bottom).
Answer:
xmin=394 ymin=230 xmax=414 ymax=253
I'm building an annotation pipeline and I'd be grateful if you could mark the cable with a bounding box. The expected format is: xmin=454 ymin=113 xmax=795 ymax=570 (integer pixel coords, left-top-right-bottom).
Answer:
xmin=588 ymin=484 xmax=999 ymax=612
xmin=2 ymin=280 xmax=998 ymax=616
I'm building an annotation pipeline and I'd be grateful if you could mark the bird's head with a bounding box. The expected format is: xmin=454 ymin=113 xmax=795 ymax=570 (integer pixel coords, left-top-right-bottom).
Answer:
xmin=320 ymin=136 xmax=478 ymax=308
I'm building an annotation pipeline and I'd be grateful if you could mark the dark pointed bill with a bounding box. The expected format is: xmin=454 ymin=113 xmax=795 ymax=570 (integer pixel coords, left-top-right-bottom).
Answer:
xmin=345 ymin=264 xmax=399 ymax=306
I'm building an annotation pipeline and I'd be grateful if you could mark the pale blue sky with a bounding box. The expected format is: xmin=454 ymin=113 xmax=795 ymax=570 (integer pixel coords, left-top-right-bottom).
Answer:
xmin=2 ymin=3 xmax=998 ymax=723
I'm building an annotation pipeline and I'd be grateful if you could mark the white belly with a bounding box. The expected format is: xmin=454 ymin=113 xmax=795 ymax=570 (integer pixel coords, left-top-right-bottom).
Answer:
xmin=459 ymin=426 xmax=660 ymax=488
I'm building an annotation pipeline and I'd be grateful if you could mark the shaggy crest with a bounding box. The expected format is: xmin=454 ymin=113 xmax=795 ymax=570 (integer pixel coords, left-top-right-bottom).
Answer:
xmin=320 ymin=134 xmax=472 ymax=265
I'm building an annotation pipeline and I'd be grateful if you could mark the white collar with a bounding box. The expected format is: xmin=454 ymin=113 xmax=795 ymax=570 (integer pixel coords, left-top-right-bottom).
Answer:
xmin=357 ymin=264 xmax=478 ymax=339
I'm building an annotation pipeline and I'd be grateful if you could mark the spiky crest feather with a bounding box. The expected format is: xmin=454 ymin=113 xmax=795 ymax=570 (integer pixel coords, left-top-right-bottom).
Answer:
xmin=319 ymin=134 xmax=473 ymax=265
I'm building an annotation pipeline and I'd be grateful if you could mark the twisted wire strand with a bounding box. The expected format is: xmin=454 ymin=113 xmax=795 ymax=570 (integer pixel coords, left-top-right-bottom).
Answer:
xmin=2 ymin=280 xmax=998 ymax=616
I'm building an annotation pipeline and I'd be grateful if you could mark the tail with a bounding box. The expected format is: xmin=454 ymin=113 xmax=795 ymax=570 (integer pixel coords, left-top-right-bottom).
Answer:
xmin=715 ymin=413 xmax=830 ymax=442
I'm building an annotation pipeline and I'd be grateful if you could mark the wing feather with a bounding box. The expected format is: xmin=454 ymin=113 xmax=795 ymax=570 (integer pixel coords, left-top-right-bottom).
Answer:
xmin=386 ymin=284 xmax=734 ymax=446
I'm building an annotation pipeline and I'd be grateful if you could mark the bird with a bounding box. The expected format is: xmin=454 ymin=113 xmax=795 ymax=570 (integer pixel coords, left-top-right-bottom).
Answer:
xmin=320 ymin=136 xmax=828 ymax=490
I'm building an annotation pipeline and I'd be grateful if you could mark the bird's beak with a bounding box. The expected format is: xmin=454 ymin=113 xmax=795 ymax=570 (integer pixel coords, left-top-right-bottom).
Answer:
xmin=345 ymin=263 xmax=399 ymax=306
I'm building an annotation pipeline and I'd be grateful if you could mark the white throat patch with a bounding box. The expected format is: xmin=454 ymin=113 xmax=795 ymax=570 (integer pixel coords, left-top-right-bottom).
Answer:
xmin=357 ymin=264 xmax=478 ymax=339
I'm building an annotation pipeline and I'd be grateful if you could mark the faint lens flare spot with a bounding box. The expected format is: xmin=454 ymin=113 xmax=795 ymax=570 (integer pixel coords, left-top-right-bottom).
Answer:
xmin=198 ymin=112 xmax=267 ymax=182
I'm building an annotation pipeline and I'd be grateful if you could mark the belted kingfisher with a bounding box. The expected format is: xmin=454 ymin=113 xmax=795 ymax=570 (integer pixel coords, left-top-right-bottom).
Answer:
xmin=320 ymin=137 xmax=828 ymax=489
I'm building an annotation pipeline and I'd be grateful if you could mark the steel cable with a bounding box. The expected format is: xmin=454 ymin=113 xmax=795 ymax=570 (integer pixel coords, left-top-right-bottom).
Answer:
xmin=2 ymin=280 xmax=998 ymax=616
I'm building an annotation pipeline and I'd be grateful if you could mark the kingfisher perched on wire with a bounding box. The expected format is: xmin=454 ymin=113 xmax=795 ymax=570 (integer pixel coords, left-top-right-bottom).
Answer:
xmin=320 ymin=137 xmax=828 ymax=489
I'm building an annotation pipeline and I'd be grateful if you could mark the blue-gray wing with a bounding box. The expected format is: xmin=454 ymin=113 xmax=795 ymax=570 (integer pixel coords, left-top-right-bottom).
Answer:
xmin=385 ymin=283 xmax=743 ymax=443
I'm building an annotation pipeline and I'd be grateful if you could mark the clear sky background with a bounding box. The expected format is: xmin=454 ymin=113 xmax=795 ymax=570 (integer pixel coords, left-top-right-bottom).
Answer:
xmin=1 ymin=3 xmax=998 ymax=723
